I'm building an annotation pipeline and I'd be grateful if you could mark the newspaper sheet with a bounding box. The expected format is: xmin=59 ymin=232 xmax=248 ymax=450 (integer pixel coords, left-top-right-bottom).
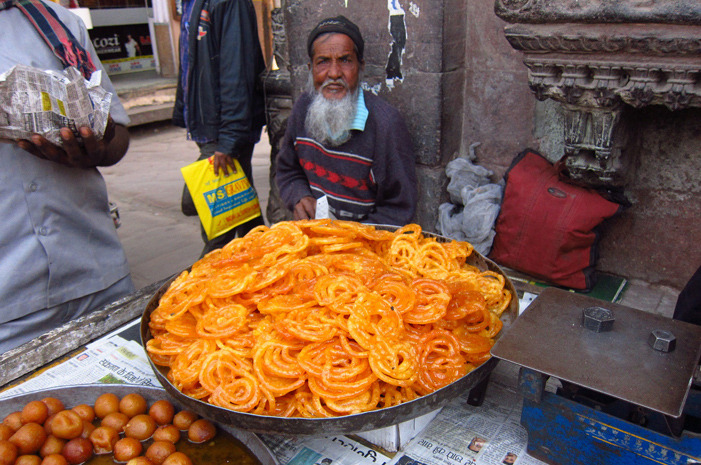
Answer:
xmin=0 ymin=320 xmax=158 ymax=399
xmin=261 ymin=433 xmax=395 ymax=465
xmin=384 ymin=363 xmax=549 ymax=465
xmin=0 ymin=64 xmax=111 ymax=145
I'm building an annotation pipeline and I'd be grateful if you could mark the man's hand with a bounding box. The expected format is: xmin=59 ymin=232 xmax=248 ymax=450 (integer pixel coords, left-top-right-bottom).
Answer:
xmin=293 ymin=196 xmax=316 ymax=220
xmin=17 ymin=118 xmax=129 ymax=169
xmin=213 ymin=151 xmax=238 ymax=176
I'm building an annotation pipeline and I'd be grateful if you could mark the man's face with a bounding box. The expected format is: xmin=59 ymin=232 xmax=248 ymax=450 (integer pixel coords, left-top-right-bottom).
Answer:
xmin=310 ymin=33 xmax=362 ymax=100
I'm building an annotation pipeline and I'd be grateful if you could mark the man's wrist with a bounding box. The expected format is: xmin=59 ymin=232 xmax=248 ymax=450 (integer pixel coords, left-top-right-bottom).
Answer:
xmin=102 ymin=117 xmax=117 ymax=144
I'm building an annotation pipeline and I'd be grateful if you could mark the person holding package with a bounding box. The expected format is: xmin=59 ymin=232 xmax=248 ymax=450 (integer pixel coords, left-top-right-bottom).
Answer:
xmin=276 ymin=16 xmax=418 ymax=226
xmin=173 ymin=0 xmax=267 ymax=255
xmin=0 ymin=0 xmax=134 ymax=353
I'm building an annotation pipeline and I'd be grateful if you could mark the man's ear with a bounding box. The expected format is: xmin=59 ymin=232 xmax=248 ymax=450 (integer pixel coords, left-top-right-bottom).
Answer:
xmin=307 ymin=62 xmax=312 ymax=71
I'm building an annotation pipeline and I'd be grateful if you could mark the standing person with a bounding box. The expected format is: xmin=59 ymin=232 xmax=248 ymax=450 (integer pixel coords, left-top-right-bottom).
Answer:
xmin=0 ymin=0 xmax=134 ymax=353
xmin=124 ymin=34 xmax=141 ymax=57
xmin=173 ymin=0 xmax=267 ymax=256
xmin=276 ymin=16 xmax=417 ymax=226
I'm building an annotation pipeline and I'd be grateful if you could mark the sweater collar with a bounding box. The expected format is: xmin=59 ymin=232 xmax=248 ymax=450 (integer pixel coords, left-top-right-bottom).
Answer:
xmin=350 ymin=90 xmax=368 ymax=132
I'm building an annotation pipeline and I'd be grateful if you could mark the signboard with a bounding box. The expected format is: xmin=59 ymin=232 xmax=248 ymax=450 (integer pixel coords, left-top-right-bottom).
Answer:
xmin=89 ymin=23 xmax=156 ymax=74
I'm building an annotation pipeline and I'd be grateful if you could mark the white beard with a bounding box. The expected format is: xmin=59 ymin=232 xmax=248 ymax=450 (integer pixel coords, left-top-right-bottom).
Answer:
xmin=304 ymin=74 xmax=359 ymax=147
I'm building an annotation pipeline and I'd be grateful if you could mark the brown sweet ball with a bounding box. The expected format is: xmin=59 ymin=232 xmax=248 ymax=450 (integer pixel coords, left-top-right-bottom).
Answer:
xmin=14 ymin=455 xmax=42 ymax=465
xmin=148 ymin=400 xmax=175 ymax=426
xmin=2 ymin=411 xmax=23 ymax=432
xmin=88 ymin=426 xmax=119 ymax=455
xmin=126 ymin=457 xmax=155 ymax=465
xmin=171 ymin=411 xmax=198 ymax=431
xmin=162 ymin=451 xmax=193 ymax=465
xmin=40 ymin=454 xmax=69 ymax=465
xmin=39 ymin=435 xmax=66 ymax=457
xmin=40 ymin=398 xmax=65 ymax=417
xmin=0 ymin=440 xmax=19 ymax=465
xmin=119 ymin=393 xmax=148 ymax=418
xmin=70 ymin=404 xmax=95 ymax=423
xmin=93 ymin=393 xmax=120 ymax=419
xmin=9 ymin=422 xmax=47 ymax=454
xmin=50 ymin=411 xmax=83 ymax=440
xmin=61 ymin=437 xmax=93 ymax=465
xmin=43 ymin=414 xmax=57 ymax=436
xmin=101 ymin=411 xmax=130 ymax=433
xmin=0 ymin=424 xmax=13 ymax=441
xmin=124 ymin=414 xmax=157 ymax=441
xmin=79 ymin=420 xmax=96 ymax=440
xmin=187 ymin=419 xmax=216 ymax=444
xmin=152 ymin=424 xmax=181 ymax=444
xmin=113 ymin=437 xmax=143 ymax=462
xmin=21 ymin=400 xmax=49 ymax=425
xmin=145 ymin=440 xmax=177 ymax=465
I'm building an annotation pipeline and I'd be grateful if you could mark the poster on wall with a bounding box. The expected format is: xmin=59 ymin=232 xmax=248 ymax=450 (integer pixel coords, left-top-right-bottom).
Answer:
xmin=89 ymin=23 xmax=156 ymax=75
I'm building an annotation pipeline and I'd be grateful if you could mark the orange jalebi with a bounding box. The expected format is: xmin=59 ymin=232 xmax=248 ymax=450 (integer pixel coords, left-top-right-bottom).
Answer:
xmin=146 ymin=219 xmax=512 ymax=417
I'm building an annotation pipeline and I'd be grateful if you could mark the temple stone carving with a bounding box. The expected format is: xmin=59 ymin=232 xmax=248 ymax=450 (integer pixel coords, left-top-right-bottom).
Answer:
xmin=495 ymin=0 xmax=701 ymax=187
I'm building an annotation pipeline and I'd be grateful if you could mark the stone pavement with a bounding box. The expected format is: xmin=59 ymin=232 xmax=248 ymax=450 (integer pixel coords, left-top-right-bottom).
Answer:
xmin=111 ymin=70 xmax=178 ymax=127
xmin=102 ymin=123 xmax=681 ymax=319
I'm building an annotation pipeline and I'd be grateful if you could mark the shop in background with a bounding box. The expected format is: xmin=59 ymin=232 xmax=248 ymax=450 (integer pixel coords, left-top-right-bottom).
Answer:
xmin=90 ymin=23 xmax=156 ymax=75
xmin=50 ymin=0 xmax=161 ymax=76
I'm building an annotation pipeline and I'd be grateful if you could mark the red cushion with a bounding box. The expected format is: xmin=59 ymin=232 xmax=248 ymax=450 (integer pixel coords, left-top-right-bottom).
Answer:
xmin=489 ymin=150 xmax=623 ymax=290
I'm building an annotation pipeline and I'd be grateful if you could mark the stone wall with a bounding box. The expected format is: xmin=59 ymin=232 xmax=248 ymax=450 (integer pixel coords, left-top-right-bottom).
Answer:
xmin=281 ymin=0 xmax=467 ymax=229
xmin=277 ymin=0 xmax=701 ymax=289
xmin=489 ymin=0 xmax=701 ymax=290
xmin=596 ymin=106 xmax=701 ymax=288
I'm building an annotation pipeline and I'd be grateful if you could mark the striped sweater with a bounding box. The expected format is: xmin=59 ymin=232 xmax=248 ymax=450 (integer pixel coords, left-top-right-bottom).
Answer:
xmin=276 ymin=90 xmax=417 ymax=226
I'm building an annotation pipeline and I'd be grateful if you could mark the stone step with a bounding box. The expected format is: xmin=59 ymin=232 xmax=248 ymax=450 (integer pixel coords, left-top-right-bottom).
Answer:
xmin=110 ymin=70 xmax=177 ymax=127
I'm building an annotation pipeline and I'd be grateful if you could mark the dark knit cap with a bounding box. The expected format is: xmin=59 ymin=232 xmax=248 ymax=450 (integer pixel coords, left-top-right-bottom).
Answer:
xmin=307 ymin=15 xmax=364 ymax=61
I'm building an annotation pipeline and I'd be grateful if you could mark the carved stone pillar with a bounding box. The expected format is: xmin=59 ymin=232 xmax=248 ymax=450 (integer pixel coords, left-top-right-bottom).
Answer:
xmin=262 ymin=8 xmax=294 ymax=224
xmin=495 ymin=0 xmax=701 ymax=188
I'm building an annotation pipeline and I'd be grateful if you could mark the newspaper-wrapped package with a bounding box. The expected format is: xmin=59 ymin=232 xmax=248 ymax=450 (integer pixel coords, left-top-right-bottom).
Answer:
xmin=0 ymin=64 xmax=112 ymax=145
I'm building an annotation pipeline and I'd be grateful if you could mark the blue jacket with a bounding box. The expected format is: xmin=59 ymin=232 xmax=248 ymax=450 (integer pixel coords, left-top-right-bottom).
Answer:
xmin=173 ymin=0 xmax=266 ymax=155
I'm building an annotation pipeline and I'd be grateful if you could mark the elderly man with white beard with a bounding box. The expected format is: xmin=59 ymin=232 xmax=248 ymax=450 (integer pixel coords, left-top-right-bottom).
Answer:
xmin=276 ymin=16 xmax=418 ymax=226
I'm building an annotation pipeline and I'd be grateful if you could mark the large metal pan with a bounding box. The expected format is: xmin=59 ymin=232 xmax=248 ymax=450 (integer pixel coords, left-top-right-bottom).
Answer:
xmin=0 ymin=384 xmax=279 ymax=465
xmin=140 ymin=227 xmax=518 ymax=435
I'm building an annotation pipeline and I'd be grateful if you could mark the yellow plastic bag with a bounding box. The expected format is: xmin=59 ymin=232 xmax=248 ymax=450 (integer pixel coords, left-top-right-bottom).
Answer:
xmin=181 ymin=157 xmax=261 ymax=240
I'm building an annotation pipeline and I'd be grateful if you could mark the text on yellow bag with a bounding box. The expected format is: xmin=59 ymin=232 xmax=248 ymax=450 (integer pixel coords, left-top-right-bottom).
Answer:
xmin=181 ymin=157 xmax=261 ymax=240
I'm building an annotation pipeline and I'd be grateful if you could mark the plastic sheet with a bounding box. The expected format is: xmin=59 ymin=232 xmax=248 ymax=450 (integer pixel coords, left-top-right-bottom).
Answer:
xmin=437 ymin=143 xmax=502 ymax=255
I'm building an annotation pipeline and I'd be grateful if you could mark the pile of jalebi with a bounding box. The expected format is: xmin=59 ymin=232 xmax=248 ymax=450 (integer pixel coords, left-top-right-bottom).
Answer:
xmin=146 ymin=220 xmax=511 ymax=417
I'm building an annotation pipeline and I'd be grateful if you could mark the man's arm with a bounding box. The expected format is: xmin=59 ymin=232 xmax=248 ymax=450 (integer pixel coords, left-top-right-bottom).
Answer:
xmin=365 ymin=107 xmax=418 ymax=226
xmin=211 ymin=0 xmax=264 ymax=176
xmin=276 ymin=97 xmax=316 ymax=216
xmin=17 ymin=119 xmax=129 ymax=169
xmin=293 ymin=196 xmax=316 ymax=220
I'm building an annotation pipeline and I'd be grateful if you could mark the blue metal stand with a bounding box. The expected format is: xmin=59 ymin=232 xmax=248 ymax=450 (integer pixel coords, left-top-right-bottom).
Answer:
xmin=519 ymin=368 xmax=701 ymax=465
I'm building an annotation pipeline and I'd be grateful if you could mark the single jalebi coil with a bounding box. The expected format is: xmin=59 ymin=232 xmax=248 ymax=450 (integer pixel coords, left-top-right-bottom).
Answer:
xmin=147 ymin=220 xmax=511 ymax=417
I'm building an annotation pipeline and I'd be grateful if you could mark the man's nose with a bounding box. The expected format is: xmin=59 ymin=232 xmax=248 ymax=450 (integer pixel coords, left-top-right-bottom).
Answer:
xmin=328 ymin=60 xmax=342 ymax=78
